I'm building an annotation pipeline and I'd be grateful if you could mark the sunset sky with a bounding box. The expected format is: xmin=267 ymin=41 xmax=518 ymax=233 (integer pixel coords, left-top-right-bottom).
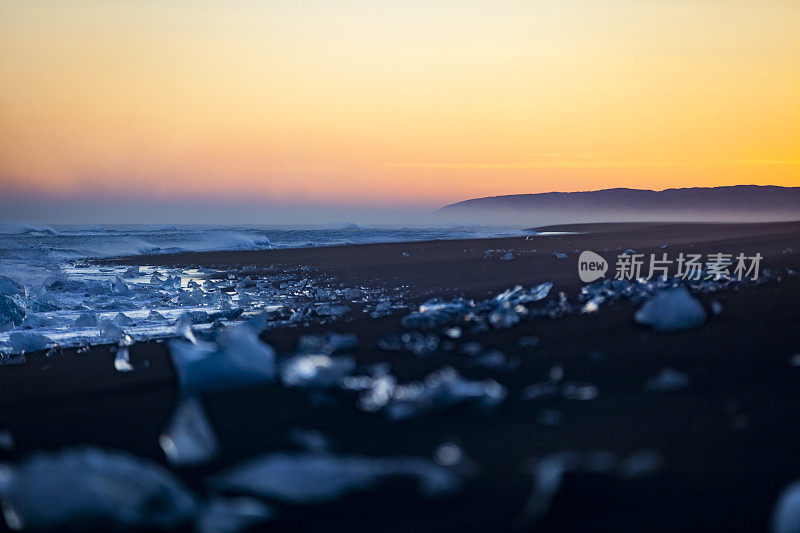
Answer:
xmin=1 ymin=0 xmax=798 ymax=220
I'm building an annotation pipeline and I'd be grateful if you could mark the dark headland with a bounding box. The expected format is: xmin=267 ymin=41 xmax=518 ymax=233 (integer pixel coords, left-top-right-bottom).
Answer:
xmin=439 ymin=186 xmax=800 ymax=224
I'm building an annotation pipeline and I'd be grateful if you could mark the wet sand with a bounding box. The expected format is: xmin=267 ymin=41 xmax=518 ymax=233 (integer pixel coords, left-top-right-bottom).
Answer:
xmin=2 ymin=221 xmax=800 ymax=531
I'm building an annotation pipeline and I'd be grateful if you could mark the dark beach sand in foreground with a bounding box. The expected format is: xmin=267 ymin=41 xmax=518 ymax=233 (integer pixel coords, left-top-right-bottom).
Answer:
xmin=2 ymin=221 xmax=800 ymax=531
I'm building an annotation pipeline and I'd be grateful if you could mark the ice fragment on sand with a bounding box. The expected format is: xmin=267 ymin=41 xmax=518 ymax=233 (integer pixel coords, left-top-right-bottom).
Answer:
xmin=9 ymin=332 xmax=50 ymax=354
xmin=645 ymin=368 xmax=689 ymax=392
xmin=0 ymin=276 xmax=23 ymax=297
xmin=0 ymin=447 xmax=197 ymax=530
xmin=113 ymin=312 xmax=133 ymax=326
xmin=772 ymin=480 xmax=800 ymax=533
xmin=0 ymin=295 xmax=25 ymax=328
xmin=633 ymin=287 xmax=706 ymax=332
xmin=280 ymin=354 xmax=356 ymax=389
xmin=500 ymin=252 xmax=516 ymax=261
xmin=98 ymin=318 xmax=125 ymax=340
xmin=160 ymin=397 xmax=220 ymax=466
xmin=74 ymin=312 xmax=98 ymax=328
xmin=381 ymin=367 xmax=506 ymax=421
xmin=296 ymin=332 xmax=359 ymax=355
xmin=209 ymin=452 xmax=460 ymax=504
xmin=121 ymin=266 xmax=141 ymax=278
xmin=197 ymin=497 xmax=275 ymax=533
xmin=168 ymin=323 xmax=276 ymax=393
xmin=174 ymin=313 xmax=197 ymax=344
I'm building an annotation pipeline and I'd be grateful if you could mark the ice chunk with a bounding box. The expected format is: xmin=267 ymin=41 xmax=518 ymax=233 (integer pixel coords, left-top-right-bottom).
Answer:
xmin=112 ymin=276 xmax=130 ymax=295
xmin=174 ymin=313 xmax=197 ymax=344
xmin=560 ymin=381 xmax=598 ymax=401
xmin=209 ymin=452 xmax=460 ymax=504
xmin=0 ymin=276 xmax=23 ymax=297
xmin=0 ymin=447 xmax=197 ymax=530
xmin=160 ymin=397 xmax=220 ymax=466
xmin=634 ymin=287 xmax=706 ymax=332
xmin=74 ymin=312 xmax=98 ymax=328
xmin=0 ymin=429 xmax=15 ymax=451
xmin=644 ymin=368 xmax=689 ymax=392
xmin=113 ymin=312 xmax=133 ymax=326
xmin=772 ymin=480 xmax=800 ymax=533
xmin=114 ymin=347 xmax=134 ymax=372
xmin=98 ymin=318 xmax=125 ymax=340
xmin=121 ymin=266 xmax=141 ymax=278
xmin=148 ymin=310 xmax=167 ymax=320
xmin=378 ymin=367 xmax=506 ymax=421
xmin=168 ymin=323 xmax=276 ymax=393
xmin=9 ymin=332 xmax=51 ymax=354
xmin=0 ymin=295 xmax=25 ymax=328
xmin=280 ymin=354 xmax=356 ymax=389
xmin=296 ymin=332 xmax=359 ymax=355
xmin=500 ymin=252 xmax=516 ymax=261
xmin=197 ymin=497 xmax=275 ymax=533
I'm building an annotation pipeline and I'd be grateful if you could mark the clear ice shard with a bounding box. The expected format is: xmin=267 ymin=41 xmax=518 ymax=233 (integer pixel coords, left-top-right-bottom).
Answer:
xmin=633 ymin=287 xmax=707 ymax=332
xmin=160 ymin=397 xmax=220 ymax=466
xmin=359 ymin=366 xmax=507 ymax=421
xmin=772 ymin=480 xmax=800 ymax=533
xmin=280 ymin=354 xmax=356 ymax=389
xmin=98 ymin=318 xmax=125 ymax=340
xmin=0 ymin=295 xmax=25 ymax=328
xmin=8 ymin=332 xmax=50 ymax=354
xmin=168 ymin=323 xmax=276 ymax=393
xmin=174 ymin=313 xmax=197 ymax=344
xmin=0 ymin=447 xmax=197 ymax=530
xmin=209 ymin=452 xmax=460 ymax=504
xmin=197 ymin=497 xmax=275 ymax=533
xmin=74 ymin=312 xmax=98 ymax=328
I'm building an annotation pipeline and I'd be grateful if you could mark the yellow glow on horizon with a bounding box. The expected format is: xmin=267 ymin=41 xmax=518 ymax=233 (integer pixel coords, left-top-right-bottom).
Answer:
xmin=1 ymin=0 xmax=798 ymax=205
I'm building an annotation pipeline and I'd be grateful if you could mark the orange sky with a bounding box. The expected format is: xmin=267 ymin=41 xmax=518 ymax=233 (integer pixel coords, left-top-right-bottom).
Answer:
xmin=1 ymin=0 xmax=798 ymax=207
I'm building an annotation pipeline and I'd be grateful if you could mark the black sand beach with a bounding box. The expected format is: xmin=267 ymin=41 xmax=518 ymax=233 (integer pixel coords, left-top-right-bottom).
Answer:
xmin=2 ymin=222 xmax=800 ymax=531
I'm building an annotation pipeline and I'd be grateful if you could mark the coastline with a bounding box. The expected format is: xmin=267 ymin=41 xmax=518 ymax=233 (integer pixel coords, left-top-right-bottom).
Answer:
xmin=2 ymin=221 xmax=800 ymax=531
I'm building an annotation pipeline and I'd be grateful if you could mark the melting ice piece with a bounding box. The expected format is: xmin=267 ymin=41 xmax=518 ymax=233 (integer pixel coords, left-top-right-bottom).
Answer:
xmin=114 ymin=312 xmax=134 ymax=326
xmin=113 ymin=334 xmax=135 ymax=372
xmin=114 ymin=347 xmax=134 ymax=372
xmin=98 ymin=318 xmax=125 ymax=340
xmin=160 ymin=397 xmax=220 ymax=466
xmin=382 ymin=367 xmax=507 ymax=421
xmin=296 ymin=332 xmax=359 ymax=355
xmin=121 ymin=266 xmax=141 ymax=278
xmin=280 ymin=354 xmax=356 ymax=389
xmin=0 ymin=447 xmax=197 ymax=530
xmin=197 ymin=497 xmax=275 ymax=533
xmin=644 ymin=368 xmax=689 ymax=392
xmin=148 ymin=310 xmax=167 ymax=320
xmin=0 ymin=295 xmax=25 ymax=328
xmin=0 ymin=276 xmax=23 ymax=297
xmin=74 ymin=312 xmax=98 ymax=328
xmin=500 ymin=252 xmax=516 ymax=261
xmin=772 ymin=480 xmax=800 ymax=533
xmin=633 ymin=287 xmax=706 ymax=332
xmin=209 ymin=452 xmax=460 ymax=504
xmin=9 ymin=332 xmax=50 ymax=354
xmin=168 ymin=323 xmax=276 ymax=393
xmin=174 ymin=313 xmax=197 ymax=344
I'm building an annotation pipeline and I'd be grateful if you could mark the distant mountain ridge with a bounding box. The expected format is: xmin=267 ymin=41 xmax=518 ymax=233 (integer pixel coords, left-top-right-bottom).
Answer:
xmin=438 ymin=186 xmax=800 ymax=223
